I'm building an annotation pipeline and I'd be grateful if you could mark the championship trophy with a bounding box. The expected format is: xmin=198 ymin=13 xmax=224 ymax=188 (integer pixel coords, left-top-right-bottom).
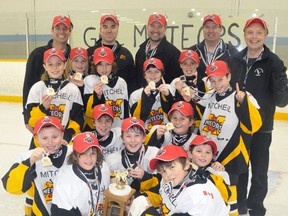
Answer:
xmin=103 ymin=170 xmax=135 ymax=216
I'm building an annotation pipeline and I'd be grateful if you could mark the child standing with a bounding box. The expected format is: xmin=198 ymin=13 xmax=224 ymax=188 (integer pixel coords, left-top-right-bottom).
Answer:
xmin=2 ymin=116 xmax=72 ymax=215
xmin=83 ymin=46 xmax=129 ymax=131
xmin=170 ymin=50 xmax=203 ymax=102
xmin=67 ymin=47 xmax=89 ymax=98
xmin=25 ymin=48 xmax=84 ymax=148
xmin=194 ymin=60 xmax=262 ymax=215
xmin=145 ymin=101 xmax=196 ymax=150
xmin=105 ymin=117 xmax=161 ymax=208
xmin=92 ymin=104 xmax=123 ymax=157
xmin=139 ymin=145 xmax=229 ymax=215
xmin=51 ymin=132 xmax=110 ymax=215
xmin=130 ymin=57 xmax=174 ymax=133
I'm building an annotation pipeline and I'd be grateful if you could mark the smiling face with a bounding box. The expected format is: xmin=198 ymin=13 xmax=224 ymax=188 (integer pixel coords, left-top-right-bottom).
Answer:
xmin=44 ymin=55 xmax=66 ymax=79
xmin=158 ymin=158 xmax=190 ymax=186
xmin=72 ymin=56 xmax=88 ymax=74
xmin=147 ymin=21 xmax=166 ymax=43
xmin=94 ymin=115 xmax=113 ymax=136
xmin=77 ymin=147 xmax=97 ymax=170
xmin=209 ymin=73 xmax=231 ymax=94
xmin=51 ymin=23 xmax=71 ymax=44
xmin=169 ymin=110 xmax=193 ymax=135
xmin=100 ymin=19 xmax=119 ymax=45
xmin=122 ymin=127 xmax=145 ymax=153
xmin=203 ymin=20 xmax=222 ymax=44
xmin=180 ymin=58 xmax=199 ymax=77
xmin=190 ymin=144 xmax=213 ymax=168
xmin=144 ymin=67 xmax=162 ymax=83
xmin=35 ymin=126 xmax=63 ymax=154
xmin=244 ymin=22 xmax=267 ymax=53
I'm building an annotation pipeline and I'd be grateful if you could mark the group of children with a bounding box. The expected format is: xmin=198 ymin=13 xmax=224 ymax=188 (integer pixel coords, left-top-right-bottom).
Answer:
xmin=1 ymin=16 xmax=264 ymax=216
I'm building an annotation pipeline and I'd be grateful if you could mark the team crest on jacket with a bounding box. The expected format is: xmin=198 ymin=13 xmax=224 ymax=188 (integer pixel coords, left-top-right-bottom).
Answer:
xmin=202 ymin=113 xmax=226 ymax=136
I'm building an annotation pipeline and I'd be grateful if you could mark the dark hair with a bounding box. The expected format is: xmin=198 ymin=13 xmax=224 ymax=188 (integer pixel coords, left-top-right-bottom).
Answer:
xmin=121 ymin=125 xmax=146 ymax=138
xmin=90 ymin=61 xmax=118 ymax=75
xmin=144 ymin=64 xmax=165 ymax=76
xmin=156 ymin=157 xmax=187 ymax=173
xmin=67 ymin=146 xmax=103 ymax=166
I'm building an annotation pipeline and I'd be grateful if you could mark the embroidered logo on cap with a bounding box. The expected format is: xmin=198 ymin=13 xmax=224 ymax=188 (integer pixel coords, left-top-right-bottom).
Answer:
xmin=176 ymin=101 xmax=184 ymax=108
xmin=209 ymin=62 xmax=218 ymax=72
xmin=76 ymin=47 xmax=83 ymax=54
xmin=186 ymin=50 xmax=193 ymax=57
xmin=99 ymin=48 xmax=107 ymax=57
xmin=42 ymin=116 xmax=52 ymax=123
xmin=84 ymin=133 xmax=94 ymax=143
xmin=130 ymin=117 xmax=139 ymax=124
xmin=99 ymin=104 xmax=108 ymax=111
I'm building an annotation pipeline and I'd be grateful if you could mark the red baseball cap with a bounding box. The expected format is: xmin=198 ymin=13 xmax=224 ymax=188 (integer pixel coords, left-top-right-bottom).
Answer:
xmin=143 ymin=58 xmax=164 ymax=71
xmin=100 ymin=14 xmax=119 ymax=26
xmin=70 ymin=47 xmax=88 ymax=61
xmin=206 ymin=60 xmax=230 ymax=78
xmin=52 ymin=15 xmax=72 ymax=29
xmin=189 ymin=135 xmax=218 ymax=155
xmin=168 ymin=101 xmax=194 ymax=117
xmin=93 ymin=104 xmax=114 ymax=120
xmin=93 ymin=47 xmax=114 ymax=65
xmin=33 ymin=116 xmax=64 ymax=136
xmin=72 ymin=132 xmax=102 ymax=153
xmin=244 ymin=17 xmax=269 ymax=33
xmin=121 ymin=117 xmax=145 ymax=133
xmin=149 ymin=145 xmax=188 ymax=171
xmin=203 ymin=14 xmax=222 ymax=26
xmin=148 ymin=13 xmax=167 ymax=27
xmin=178 ymin=50 xmax=200 ymax=64
xmin=43 ymin=48 xmax=66 ymax=63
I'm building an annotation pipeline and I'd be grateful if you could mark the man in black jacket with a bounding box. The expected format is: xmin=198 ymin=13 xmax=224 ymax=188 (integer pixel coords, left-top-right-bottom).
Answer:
xmin=230 ymin=17 xmax=288 ymax=216
xmin=190 ymin=14 xmax=238 ymax=94
xmin=87 ymin=14 xmax=136 ymax=95
xmin=22 ymin=15 xmax=72 ymax=130
xmin=135 ymin=13 xmax=182 ymax=87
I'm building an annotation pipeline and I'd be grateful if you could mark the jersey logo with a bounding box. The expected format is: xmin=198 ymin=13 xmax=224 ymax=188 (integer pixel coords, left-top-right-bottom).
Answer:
xmin=49 ymin=104 xmax=66 ymax=120
xmin=147 ymin=108 xmax=165 ymax=131
xmin=202 ymin=113 xmax=226 ymax=136
xmin=106 ymin=99 xmax=123 ymax=118
xmin=43 ymin=179 xmax=54 ymax=204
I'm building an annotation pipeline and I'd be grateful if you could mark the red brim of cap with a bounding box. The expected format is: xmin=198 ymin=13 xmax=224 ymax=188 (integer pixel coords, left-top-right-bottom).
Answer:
xmin=33 ymin=122 xmax=63 ymax=136
xmin=168 ymin=108 xmax=191 ymax=117
xmin=75 ymin=144 xmax=102 ymax=154
xmin=93 ymin=112 xmax=114 ymax=120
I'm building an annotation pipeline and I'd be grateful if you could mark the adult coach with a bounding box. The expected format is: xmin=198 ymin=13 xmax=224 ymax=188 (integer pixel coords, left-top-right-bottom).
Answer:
xmin=230 ymin=17 xmax=288 ymax=216
xmin=190 ymin=14 xmax=238 ymax=93
xmin=87 ymin=14 xmax=135 ymax=94
xmin=135 ymin=13 xmax=182 ymax=86
xmin=22 ymin=15 xmax=72 ymax=129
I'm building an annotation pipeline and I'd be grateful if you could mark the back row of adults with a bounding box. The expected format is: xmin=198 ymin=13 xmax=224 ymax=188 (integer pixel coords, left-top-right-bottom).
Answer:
xmin=22 ymin=13 xmax=288 ymax=216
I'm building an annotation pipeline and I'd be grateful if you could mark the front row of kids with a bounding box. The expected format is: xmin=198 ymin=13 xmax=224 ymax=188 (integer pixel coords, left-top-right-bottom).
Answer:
xmin=2 ymin=115 xmax=231 ymax=216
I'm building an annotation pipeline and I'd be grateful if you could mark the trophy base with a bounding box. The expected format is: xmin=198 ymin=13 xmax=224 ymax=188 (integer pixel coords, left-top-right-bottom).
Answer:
xmin=109 ymin=183 xmax=132 ymax=196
